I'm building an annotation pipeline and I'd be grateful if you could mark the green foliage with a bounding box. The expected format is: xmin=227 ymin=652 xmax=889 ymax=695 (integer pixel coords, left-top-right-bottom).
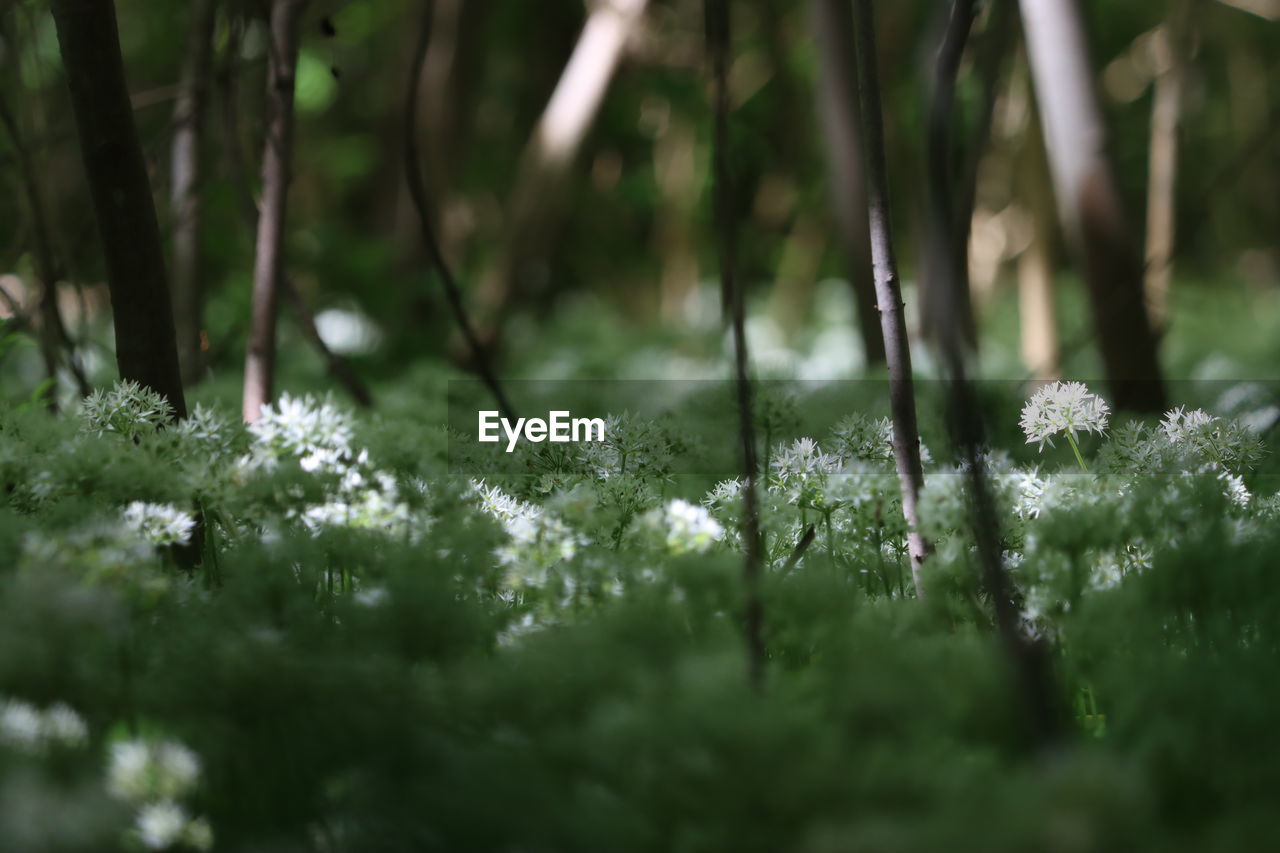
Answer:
xmin=2 ymin=380 xmax=1278 ymax=851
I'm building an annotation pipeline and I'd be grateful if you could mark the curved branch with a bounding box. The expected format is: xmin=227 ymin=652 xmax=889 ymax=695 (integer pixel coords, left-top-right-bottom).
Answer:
xmin=404 ymin=2 xmax=515 ymax=421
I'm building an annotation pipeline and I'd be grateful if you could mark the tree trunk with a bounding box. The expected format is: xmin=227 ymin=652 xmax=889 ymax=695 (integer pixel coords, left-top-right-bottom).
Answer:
xmin=1143 ymin=1 xmax=1192 ymax=333
xmin=1018 ymin=0 xmax=1165 ymax=412
xmin=243 ymin=0 xmax=309 ymax=422
xmin=708 ymin=0 xmax=765 ymax=688
xmin=1017 ymin=85 xmax=1061 ymax=381
xmin=810 ymin=0 xmax=886 ymax=366
xmin=472 ymin=0 xmax=649 ymax=334
xmin=850 ymin=0 xmax=930 ymax=597
xmin=171 ymin=0 xmax=219 ymax=386
xmin=928 ymin=0 xmax=1064 ymax=748
xmin=50 ymin=0 xmax=187 ymax=418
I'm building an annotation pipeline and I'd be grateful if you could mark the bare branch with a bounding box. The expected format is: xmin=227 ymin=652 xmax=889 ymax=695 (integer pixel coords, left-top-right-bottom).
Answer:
xmin=850 ymin=0 xmax=930 ymax=597
xmin=708 ymin=0 xmax=766 ymax=688
xmin=405 ymin=1 xmax=515 ymax=421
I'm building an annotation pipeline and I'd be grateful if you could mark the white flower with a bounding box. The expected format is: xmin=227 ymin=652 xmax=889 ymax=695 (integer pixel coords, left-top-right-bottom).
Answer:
xmin=124 ymin=502 xmax=196 ymax=547
xmin=0 ymin=698 xmax=89 ymax=753
xmin=248 ymin=394 xmax=354 ymax=473
xmin=108 ymin=739 xmax=202 ymax=802
xmin=1020 ymin=381 xmax=1110 ymax=451
xmin=646 ymin=498 xmax=724 ymax=555
xmin=0 ymin=699 xmax=43 ymax=750
xmin=41 ymin=703 xmax=89 ymax=747
xmin=135 ymin=800 xmax=191 ymax=850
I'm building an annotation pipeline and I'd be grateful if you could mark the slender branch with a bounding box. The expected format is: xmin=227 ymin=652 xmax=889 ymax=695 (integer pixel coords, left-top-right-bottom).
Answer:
xmin=708 ymin=0 xmax=765 ymax=688
xmin=170 ymin=0 xmax=219 ymax=384
xmin=243 ymin=0 xmax=309 ymax=422
xmin=850 ymin=0 xmax=930 ymax=597
xmin=0 ymin=90 xmax=91 ymax=401
xmin=405 ymin=1 xmax=515 ymax=422
xmin=929 ymin=0 xmax=1064 ymax=750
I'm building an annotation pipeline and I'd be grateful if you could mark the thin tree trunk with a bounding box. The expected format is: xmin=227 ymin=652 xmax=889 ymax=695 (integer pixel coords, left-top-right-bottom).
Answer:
xmin=171 ymin=0 xmax=219 ymax=386
xmin=1143 ymin=0 xmax=1192 ymax=333
xmin=1017 ymin=87 xmax=1061 ymax=381
xmin=1019 ymin=0 xmax=1165 ymax=412
xmin=243 ymin=0 xmax=309 ymax=422
xmin=928 ymin=0 xmax=1064 ymax=749
xmin=472 ymin=0 xmax=649 ymax=334
xmin=708 ymin=0 xmax=765 ymax=688
xmin=216 ymin=8 xmax=374 ymax=410
xmin=810 ymin=0 xmax=886 ymax=366
xmin=850 ymin=0 xmax=930 ymax=597
xmin=50 ymin=0 xmax=187 ymax=418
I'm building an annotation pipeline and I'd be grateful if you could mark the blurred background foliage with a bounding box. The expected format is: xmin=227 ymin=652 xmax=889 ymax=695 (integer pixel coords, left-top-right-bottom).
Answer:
xmin=0 ymin=0 xmax=1276 ymax=408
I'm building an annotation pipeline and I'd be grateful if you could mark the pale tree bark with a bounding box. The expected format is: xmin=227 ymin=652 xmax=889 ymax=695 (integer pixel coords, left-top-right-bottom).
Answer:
xmin=244 ymin=0 xmax=309 ymax=423
xmin=928 ymin=0 xmax=1064 ymax=749
xmin=216 ymin=10 xmax=373 ymax=409
xmin=810 ymin=0 xmax=885 ymax=366
xmin=170 ymin=0 xmax=219 ymax=386
xmin=708 ymin=0 xmax=765 ymax=688
xmin=1019 ymin=0 xmax=1165 ymax=412
xmin=1143 ymin=0 xmax=1193 ymax=332
xmin=1017 ymin=79 xmax=1061 ymax=381
xmin=473 ymin=0 xmax=649 ymax=334
xmin=51 ymin=0 xmax=188 ymax=418
xmin=850 ymin=0 xmax=930 ymax=597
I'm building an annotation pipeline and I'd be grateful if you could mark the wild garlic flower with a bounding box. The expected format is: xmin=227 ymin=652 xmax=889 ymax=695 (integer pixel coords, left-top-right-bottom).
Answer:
xmin=644 ymin=498 xmax=724 ymax=555
xmin=123 ymin=502 xmax=196 ymax=547
xmin=80 ymin=381 xmax=175 ymax=439
xmin=1020 ymin=381 xmax=1110 ymax=451
xmin=248 ymin=394 xmax=354 ymax=473
xmin=108 ymin=739 xmax=202 ymax=802
xmin=0 ymin=698 xmax=88 ymax=753
xmin=134 ymin=801 xmax=213 ymax=851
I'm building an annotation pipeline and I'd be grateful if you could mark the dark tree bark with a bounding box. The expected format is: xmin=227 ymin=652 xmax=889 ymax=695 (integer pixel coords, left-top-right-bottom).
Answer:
xmin=244 ymin=0 xmax=309 ymax=422
xmin=850 ymin=0 xmax=930 ymax=597
xmin=50 ymin=0 xmax=187 ymax=418
xmin=928 ymin=0 xmax=1064 ymax=750
xmin=810 ymin=0 xmax=886 ymax=366
xmin=708 ymin=0 xmax=765 ymax=688
xmin=1019 ymin=0 xmax=1165 ymax=412
xmin=170 ymin=0 xmax=220 ymax=386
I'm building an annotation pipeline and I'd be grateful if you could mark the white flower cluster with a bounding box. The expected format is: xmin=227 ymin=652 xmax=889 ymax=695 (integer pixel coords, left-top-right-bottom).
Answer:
xmin=108 ymin=738 xmax=212 ymax=851
xmin=1020 ymin=381 xmax=1111 ymax=450
xmin=473 ymin=481 xmax=585 ymax=585
xmin=0 ymin=697 xmax=88 ymax=754
xmin=643 ymin=499 xmax=724 ymax=555
xmin=247 ymin=393 xmax=354 ymax=474
xmin=80 ymin=381 xmax=175 ymax=439
xmin=245 ymin=395 xmax=415 ymax=537
xmin=123 ymin=502 xmax=196 ymax=547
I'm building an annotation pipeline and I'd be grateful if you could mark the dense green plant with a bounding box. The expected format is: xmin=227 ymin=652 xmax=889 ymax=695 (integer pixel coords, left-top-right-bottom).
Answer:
xmin=2 ymin=379 xmax=1278 ymax=852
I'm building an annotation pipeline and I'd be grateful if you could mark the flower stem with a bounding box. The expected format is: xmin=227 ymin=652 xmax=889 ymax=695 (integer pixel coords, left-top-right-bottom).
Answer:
xmin=1066 ymin=433 xmax=1089 ymax=472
